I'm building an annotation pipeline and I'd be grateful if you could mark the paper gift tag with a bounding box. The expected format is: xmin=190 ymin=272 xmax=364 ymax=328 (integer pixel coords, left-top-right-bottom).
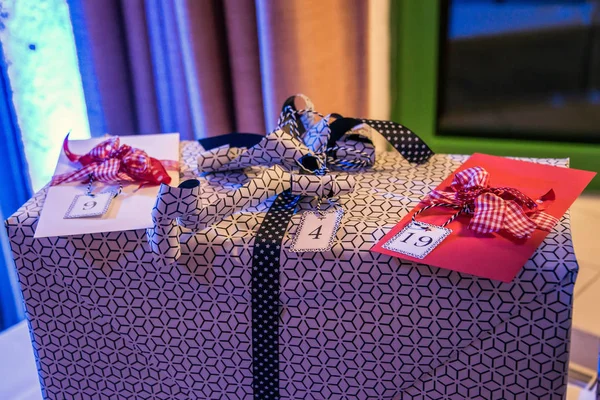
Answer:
xmin=290 ymin=208 xmax=343 ymax=252
xmin=382 ymin=221 xmax=451 ymax=259
xmin=64 ymin=192 xmax=115 ymax=219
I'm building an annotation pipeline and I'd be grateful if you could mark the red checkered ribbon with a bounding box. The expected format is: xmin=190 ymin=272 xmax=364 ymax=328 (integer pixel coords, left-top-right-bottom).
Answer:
xmin=422 ymin=166 xmax=559 ymax=239
xmin=51 ymin=134 xmax=178 ymax=186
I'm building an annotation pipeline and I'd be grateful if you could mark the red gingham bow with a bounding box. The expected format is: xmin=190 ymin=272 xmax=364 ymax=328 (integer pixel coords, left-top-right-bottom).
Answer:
xmin=51 ymin=134 xmax=178 ymax=186
xmin=425 ymin=166 xmax=559 ymax=239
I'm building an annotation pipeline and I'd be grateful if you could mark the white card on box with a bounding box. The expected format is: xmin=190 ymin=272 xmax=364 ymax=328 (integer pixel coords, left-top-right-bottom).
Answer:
xmin=290 ymin=209 xmax=343 ymax=252
xmin=34 ymin=133 xmax=180 ymax=238
xmin=382 ymin=221 xmax=451 ymax=259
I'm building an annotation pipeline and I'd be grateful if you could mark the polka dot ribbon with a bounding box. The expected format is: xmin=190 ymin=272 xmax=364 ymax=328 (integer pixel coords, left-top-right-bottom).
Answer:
xmin=196 ymin=95 xmax=436 ymax=399
xmin=252 ymin=190 xmax=300 ymax=400
xmin=360 ymin=118 xmax=433 ymax=164
xmin=280 ymin=95 xmax=434 ymax=166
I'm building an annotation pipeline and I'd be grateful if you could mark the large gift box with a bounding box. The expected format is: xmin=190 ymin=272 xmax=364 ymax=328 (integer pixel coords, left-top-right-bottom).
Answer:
xmin=6 ymin=102 xmax=578 ymax=399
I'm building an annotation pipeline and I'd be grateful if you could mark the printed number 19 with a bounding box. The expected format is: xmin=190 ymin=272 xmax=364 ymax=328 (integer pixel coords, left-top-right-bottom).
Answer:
xmin=399 ymin=232 xmax=433 ymax=247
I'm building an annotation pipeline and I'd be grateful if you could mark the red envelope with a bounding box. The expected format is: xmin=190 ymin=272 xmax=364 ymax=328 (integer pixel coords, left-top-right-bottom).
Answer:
xmin=371 ymin=153 xmax=596 ymax=282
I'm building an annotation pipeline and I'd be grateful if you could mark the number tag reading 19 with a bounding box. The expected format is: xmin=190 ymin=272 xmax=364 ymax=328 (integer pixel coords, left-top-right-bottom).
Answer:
xmin=290 ymin=208 xmax=344 ymax=253
xmin=382 ymin=221 xmax=451 ymax=259
xmin=64 ymin=192 xmax=115 ymax=219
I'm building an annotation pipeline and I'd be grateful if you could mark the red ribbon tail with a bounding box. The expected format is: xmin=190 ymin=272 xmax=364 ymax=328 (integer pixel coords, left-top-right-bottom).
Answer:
xmin=124 ymin=158 xmax=172 ymax=187
xmin=529 ymin=211 xmax=559 ymax=232
xmin=50 ymin=171 xmax=73 ymax=186
xmin=50 ymin=163 xmax=98 ymax=186
xmin=538 ymin=189 xmax=556 ymax=202
xmin=148 ymin=157 xmax=172 ymax=185
xmin=62 ymin=132 xmax=81 ymax=163
xmin=535 ymin=188 xmax=556 ymax=211
xmin=503 ymin=202 xmax=537 ymax=239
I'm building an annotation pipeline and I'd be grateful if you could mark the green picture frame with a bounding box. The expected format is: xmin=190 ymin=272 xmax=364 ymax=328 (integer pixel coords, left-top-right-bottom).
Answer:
xmin=390 ymin=1 xmax=600 ymax=190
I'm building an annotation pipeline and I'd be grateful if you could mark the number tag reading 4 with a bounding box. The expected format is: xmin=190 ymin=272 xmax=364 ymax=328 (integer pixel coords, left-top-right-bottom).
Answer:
xmin=290 ymin=208 xmax=344 ymax=252
xmin=64 ymin=192 xmax=115 ymax=219
xmin=382 ymin=221 xmax=451 ymax=259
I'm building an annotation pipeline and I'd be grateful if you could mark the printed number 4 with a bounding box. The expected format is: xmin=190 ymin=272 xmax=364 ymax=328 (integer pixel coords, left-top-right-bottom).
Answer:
xmin=309 ymin=225 xmax=323 ymax=239
xmin=399 ymin=232 xmax=433 ymax=247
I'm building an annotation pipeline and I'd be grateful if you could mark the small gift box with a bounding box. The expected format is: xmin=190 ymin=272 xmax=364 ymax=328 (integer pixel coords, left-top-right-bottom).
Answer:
xmin=5 ymin=95 xmax=584 ymax=399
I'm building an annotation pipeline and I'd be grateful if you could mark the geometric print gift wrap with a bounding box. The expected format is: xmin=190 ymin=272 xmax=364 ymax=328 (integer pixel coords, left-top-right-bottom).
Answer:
xmin=6 ymin=140 xmax=576 ymax=400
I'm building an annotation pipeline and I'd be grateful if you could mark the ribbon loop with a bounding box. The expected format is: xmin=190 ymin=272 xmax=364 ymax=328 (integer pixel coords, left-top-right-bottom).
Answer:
xmin=452 ymin=166 xmax=490 ymax=189
xmin=148 ymin=166 xmax=357 ymax=267
xmin=290 ymin=174 xmax=355 ymax=198
xmin=469 ymin=192 xmax=507 ymax=235
xmin=426 ymin=166 xmax=559 ymax=239
xmin=94 ymin=158 xmax=122 ymax=182
xmin=197 ymin=94 xmax=434 ymax=175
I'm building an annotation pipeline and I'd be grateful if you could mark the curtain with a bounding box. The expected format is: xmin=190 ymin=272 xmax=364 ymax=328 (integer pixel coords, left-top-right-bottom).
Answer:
xmin=0 ymin=41 xmax=30 ymax=331
xmin=69 ymin=0 xmax=376 ymax=139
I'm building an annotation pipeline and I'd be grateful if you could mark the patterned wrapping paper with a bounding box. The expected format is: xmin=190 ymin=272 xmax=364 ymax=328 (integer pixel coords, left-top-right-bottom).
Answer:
xmin=148 ymin=164 xmax=356 ymax=267
xmin=6 ymin=141 xmax=576 ymax=400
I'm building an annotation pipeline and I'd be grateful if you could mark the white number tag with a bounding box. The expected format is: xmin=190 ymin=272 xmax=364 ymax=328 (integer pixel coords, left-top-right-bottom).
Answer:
xmin=64 ymin=192 xmax=115 ymax=219
xmin=290 ymin=208 xmax=343 ymax=252
xmin=382 ymin=221 xmax=451 ymax=259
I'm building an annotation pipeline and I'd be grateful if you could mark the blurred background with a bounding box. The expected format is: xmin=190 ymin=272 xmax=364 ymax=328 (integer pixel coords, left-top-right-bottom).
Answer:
xmin=0 ymin=0 xmax=599 ymax=399
xmin=441 ymin=0 xmax=600 ymax=141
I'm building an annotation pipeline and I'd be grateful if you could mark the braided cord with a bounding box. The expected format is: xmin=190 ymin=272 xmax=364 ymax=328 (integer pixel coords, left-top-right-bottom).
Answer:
xmin=412 ymin=203 xmax=468 ymax=228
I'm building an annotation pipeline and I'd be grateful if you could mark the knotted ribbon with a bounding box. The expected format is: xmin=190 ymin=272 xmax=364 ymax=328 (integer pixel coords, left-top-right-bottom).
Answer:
xmin=423 ymin=166 xmax=559 ymax=239
xmin=148 ymin=165 xmax=356 ymax=265
xmin=149 ymin=93 xmax=434 ymax=265
xmin=51 ymin=134 xmax=178 ymax=186
xmin=196 ymin=94 xmax=433 ymax=174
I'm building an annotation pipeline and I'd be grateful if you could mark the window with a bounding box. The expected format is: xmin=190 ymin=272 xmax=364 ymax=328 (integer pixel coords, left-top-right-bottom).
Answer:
xmin=0 ymin=0 xmax=89 ymax=191
xmin=439 ymin=0 xmax=600 ymax=142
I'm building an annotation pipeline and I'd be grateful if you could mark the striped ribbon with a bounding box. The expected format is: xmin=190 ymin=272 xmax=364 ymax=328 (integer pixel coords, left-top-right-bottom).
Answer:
xmin=51 ymin=134 xmax=178 ymax=187
xmin=419 ymin=166 xmax=559 ymax=239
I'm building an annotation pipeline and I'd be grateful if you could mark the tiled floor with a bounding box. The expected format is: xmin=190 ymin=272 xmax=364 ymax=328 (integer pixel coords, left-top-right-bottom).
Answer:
xmin=572 ymin=195 xmax=600 ymax=339
xmin=1 ymin=195 xmax=599 ymax=399
xmin=567 ymin=194 xmax=600 ymax=399
xmin=0 ymin=322 xmax=42 ymax=400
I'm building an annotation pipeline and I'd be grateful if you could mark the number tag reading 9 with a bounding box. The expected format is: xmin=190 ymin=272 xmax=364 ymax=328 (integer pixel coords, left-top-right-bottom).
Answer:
xmin=64 ymin=192 xmax=115 ymax=219
xmin=382 ymin=221 xmax=451 ymax=259
xmin=290 ymin=208 xmax=344 ymax=252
